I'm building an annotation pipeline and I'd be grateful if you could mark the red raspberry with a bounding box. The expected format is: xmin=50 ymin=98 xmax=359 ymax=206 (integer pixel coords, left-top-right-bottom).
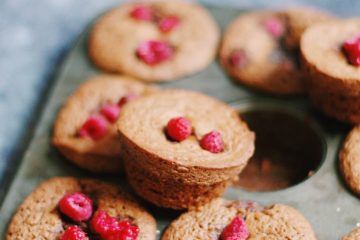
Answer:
xmin=263 ymin=17 xmax=284 ymax=38
xmin=59 ymin=192 xmax=93 ymax=222
xmin=118 ymin=94 xmax=138 ymax=108
xmin=136 ymin=40 xmax=173 ymax=65
xmin=200 ymin=130 xmax=224 ymax=153
xmin=158 ymin=16 xmax=180 ymax=32
xmin=106 ymin=222 xmax=139 ymax=240
xmin=91 ymin=211 xmax=121 ymax=238
xmin=91 ymin=211 xmax=139 ymax=240
xmin=342 ymin=33 xmax=360 ymax=66
xmin=220 ymin=216 xmax=249 ymax=240
xmin=79 ymin=115 xmax=109 ymax=141
xmin=229 ymin=50 xmax=248 ymax=68
xmin=166 ymin=117 xmax=192 ymax=142
xmin=61 ymin=226 xmax=88 ymax=240
xmin=100 ymin=104 xmax=121 ymax=123
xmin=130 ymin=6 xmax=153 ymax=21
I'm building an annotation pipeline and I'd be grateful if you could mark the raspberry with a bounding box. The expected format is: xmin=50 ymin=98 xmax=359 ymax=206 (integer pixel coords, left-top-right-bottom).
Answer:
xmin=100 ymin=104 xmax=121 ymax=123
xmin=91 ymin=211 xmax=139 ymax=240
xmin=130 ymin=6 xmax=153 ymax=21
xmin=61 ymin=226 xmax=88 ymax=240
xmin=263 ymin=17 xmax=284 ymax=38
xmin=229 ymin=50 xmax=248 ymax=68
xmin=342 ymin=33 xmax=360 ymax=66
xmin=200 ymin=130 xmax=224 ymax=153
xmin=59 ymin=192 xmax=93 ymax=222
xmin=220 ymin=216 xmax=249 ymax=240
xmin=106 ymin=222 xmax=139 ymax=240
xmin=79 ymin=115 xmax=109 ymax=141
xmin=91 ymin=211 xmax=121 ymax=237
xmin=118 ymin=94 xmax=138 ymax=108
xmin=158 ymin=16 xmax=180 ymax=32
xmin=136 ymin=40 xmax=173 ymax=65
xmin=166 ymin=117 xmax=192 ymax=142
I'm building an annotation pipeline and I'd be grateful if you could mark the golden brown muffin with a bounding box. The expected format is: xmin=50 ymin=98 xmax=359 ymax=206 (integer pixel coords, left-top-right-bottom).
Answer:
xmin=342 ymin=227 xmax=360 ymax=240
xmin=89 ymin=0 xmax=220 ymax=82
xmin=220 ymin=8 xmax=332 ymax=95
xmin=162 ymin=198 xmax=316 ymax=240
xmin=52 ymin=74 xmax=156 ymax=173
xmin=7 ymin=177 xmax=156 ymax=240
xmin=339 ymin=124 xmax=360 ymax=196
xmin=117 ymin=89 xmax=255 ymax=209
xmin=301 ymin=19 xmax=360 ymax=124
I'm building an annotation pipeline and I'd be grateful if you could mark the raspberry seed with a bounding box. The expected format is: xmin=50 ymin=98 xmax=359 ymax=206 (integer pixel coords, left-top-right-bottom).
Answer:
xmin=91 ymin=210 xmax=139 ymax=240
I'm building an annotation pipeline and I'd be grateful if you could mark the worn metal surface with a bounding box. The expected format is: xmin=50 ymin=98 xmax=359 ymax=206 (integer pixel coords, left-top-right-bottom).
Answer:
xmin=0 ymin=5 xmax=358 ymax=239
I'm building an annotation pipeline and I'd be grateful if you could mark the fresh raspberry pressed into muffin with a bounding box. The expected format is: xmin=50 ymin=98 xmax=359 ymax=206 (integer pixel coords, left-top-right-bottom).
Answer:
xmin=59 ymin=192 xmax=93 ymax=222
xmin=61 ymin=226 xmax=88 ymax=240
xmin=342 ymin=33 xmax=360 ymax=66
xmin=220 ymin=216 xmax=249 ymax=240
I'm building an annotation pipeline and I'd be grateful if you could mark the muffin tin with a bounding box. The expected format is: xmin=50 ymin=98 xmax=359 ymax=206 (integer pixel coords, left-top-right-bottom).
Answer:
xmin=0 ymin=5 xmax=358 ymax=239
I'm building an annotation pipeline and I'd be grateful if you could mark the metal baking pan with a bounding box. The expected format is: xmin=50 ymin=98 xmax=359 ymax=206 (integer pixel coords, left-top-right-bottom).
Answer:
xmin=0 ymin=5 xmax=357 ymax=239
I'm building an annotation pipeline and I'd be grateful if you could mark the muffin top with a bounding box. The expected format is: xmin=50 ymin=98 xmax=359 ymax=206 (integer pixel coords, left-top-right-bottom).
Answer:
xmin=53 ymin=74 xmax=156 ymax=157
xmin=117 ymin=89 xmax=255 ymax=168
xmin=88 ymin=0 xmax=220 ymax=82
xmin=220 ymin=10 xmax=305 ymax=95
xmin=7 ymin=177 xmax=156 ymax=240
xmin=162 ymin=198 xmax=316 ymax=240
xmin=301 ymin=19 xmax=360 ymax=86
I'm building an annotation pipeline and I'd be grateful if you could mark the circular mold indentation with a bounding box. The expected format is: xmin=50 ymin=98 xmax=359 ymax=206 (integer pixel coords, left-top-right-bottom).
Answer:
xmin=234 ymin=107 xmax=325 ymax=192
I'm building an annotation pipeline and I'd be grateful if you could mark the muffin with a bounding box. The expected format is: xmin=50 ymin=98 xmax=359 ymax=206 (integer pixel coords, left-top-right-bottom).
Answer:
xmin=6 ymin=177 xmax=156 ymax=240
xmin=52 ymin=74 xmax=156 ymax=173
xmin=220 ymin=8 xmax=332 ymax=95
xmin=339 ymin=124 xmax=360 ymax=195
xmin=343 ymin=227 xmax=360 ymax=240
xmin=301 ymin=19 xmax=360 ymax=124
xmin=162 ymin=198 xmax=316 ymax=240
xmin=89 ymin=0 xmax=220 ymax=82
xmin=117 ymin=89 xmax=255 ymax=209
